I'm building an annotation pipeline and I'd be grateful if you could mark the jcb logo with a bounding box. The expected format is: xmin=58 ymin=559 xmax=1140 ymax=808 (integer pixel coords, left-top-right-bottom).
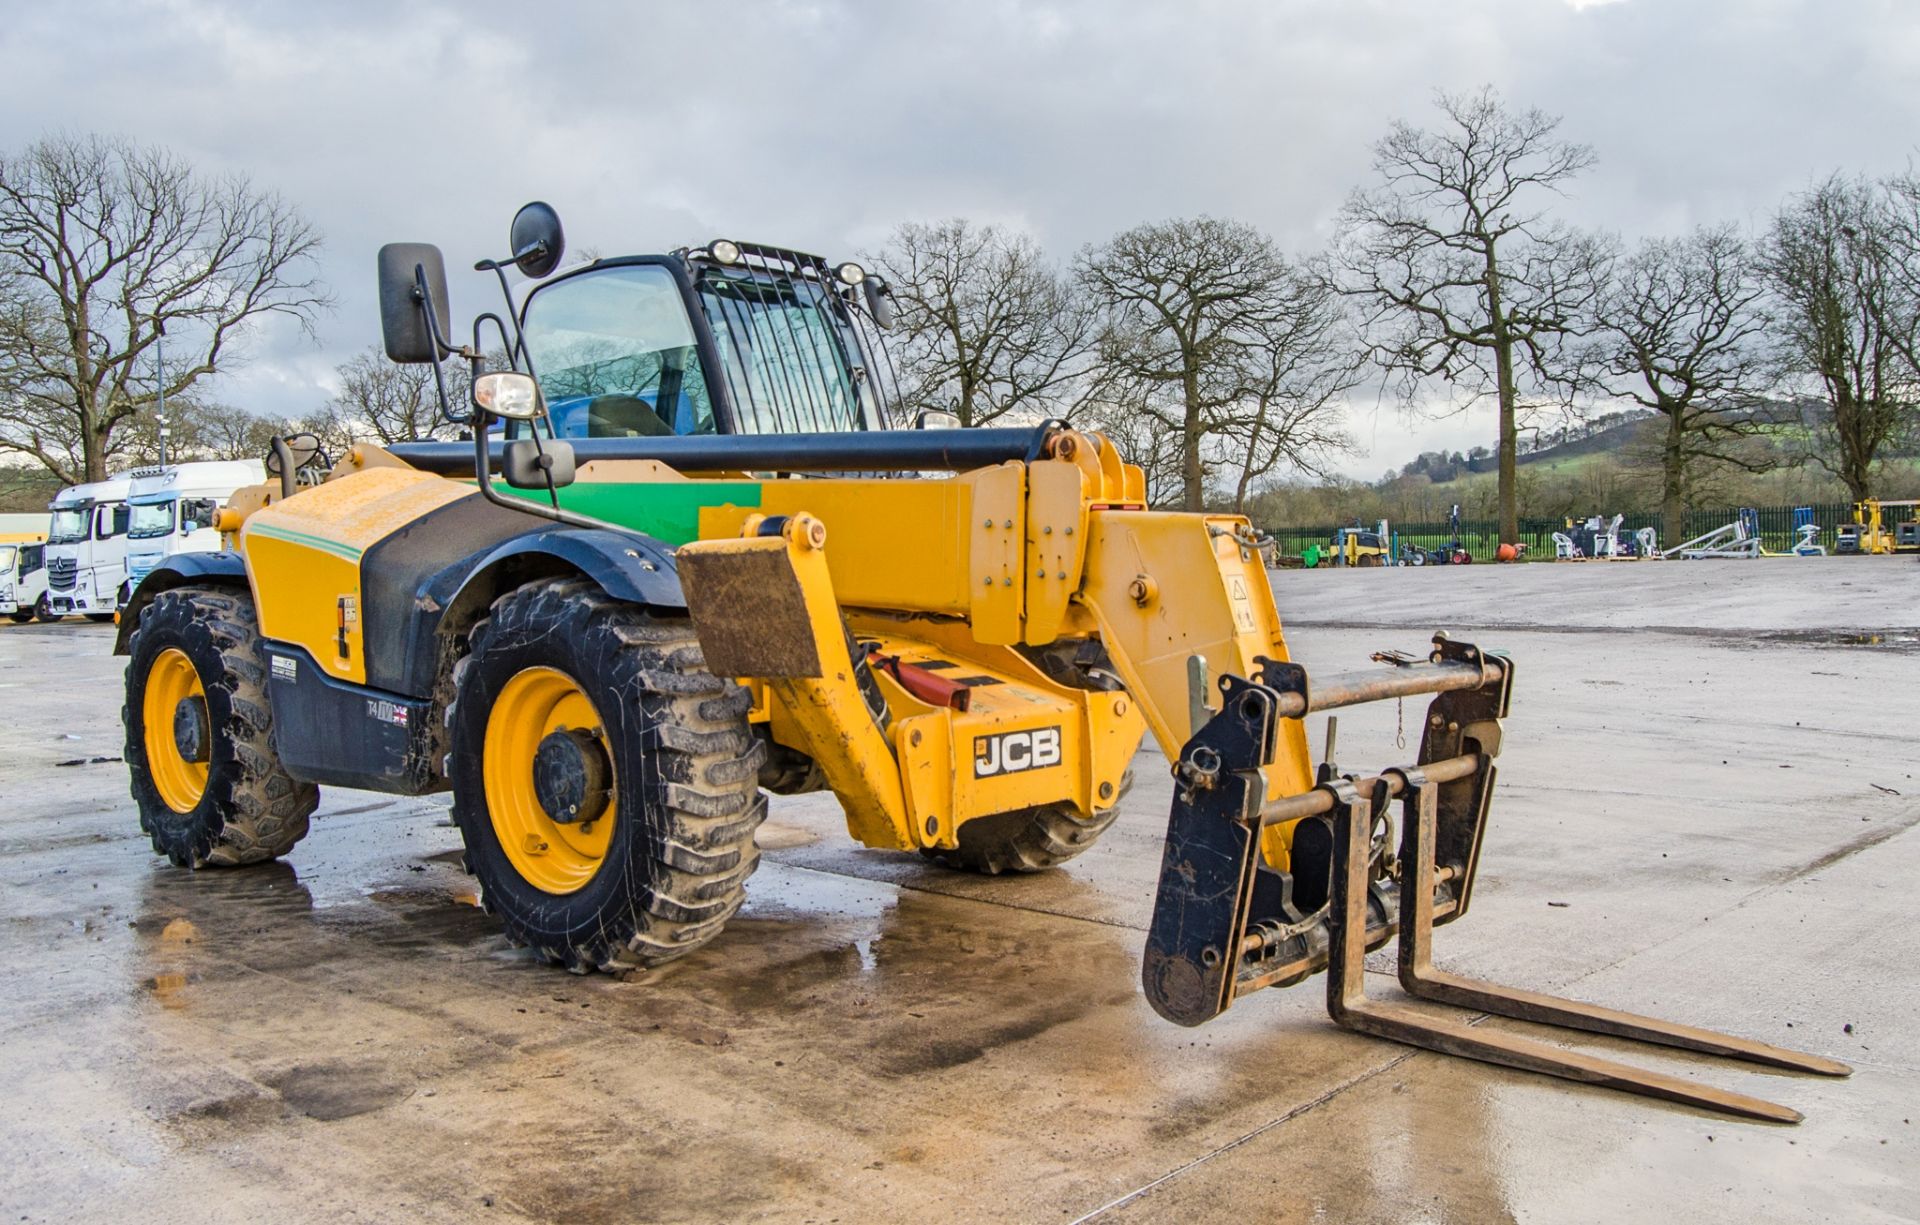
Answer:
xmin=974 ymin=726 xmax=1062 ymax=777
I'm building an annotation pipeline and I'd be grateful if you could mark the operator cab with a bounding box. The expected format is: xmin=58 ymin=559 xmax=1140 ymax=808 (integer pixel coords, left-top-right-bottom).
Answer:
xmin=510 ymin=239 xmax=897 ymax=442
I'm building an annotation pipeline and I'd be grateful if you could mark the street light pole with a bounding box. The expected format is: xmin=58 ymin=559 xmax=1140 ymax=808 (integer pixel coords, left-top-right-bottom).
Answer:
xmin=154 ymin=319 xmax=168 ymax=469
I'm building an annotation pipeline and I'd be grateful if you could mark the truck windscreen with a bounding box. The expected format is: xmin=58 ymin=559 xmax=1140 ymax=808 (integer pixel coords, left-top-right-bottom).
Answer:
xmin=49 ymin=507 xmax=89 ymax=543
xmin=129 ymin=500 xmax=175 ymax=538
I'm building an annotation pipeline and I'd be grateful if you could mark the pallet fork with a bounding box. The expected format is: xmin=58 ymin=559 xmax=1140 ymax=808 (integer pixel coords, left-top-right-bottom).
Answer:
xmin=1143 ymin=635 xmax=1850 ymax=1122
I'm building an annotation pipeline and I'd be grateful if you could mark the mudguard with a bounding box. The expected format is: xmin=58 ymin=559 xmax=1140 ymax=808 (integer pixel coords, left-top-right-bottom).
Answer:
xmin=113 ymin=552 xmax=251 ymax=655
xmin=382 ymin=525 xmax=689 ymax=698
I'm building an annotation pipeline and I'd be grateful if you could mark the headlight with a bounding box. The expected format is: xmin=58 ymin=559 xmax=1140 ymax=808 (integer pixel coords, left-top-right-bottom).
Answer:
xmin=709 ymin=240 xmax=742 ymax=265
xmin=473 ymin=372 xmax=543 ymax=420
xmin=834 ymin=261 xmax=866 ymax=287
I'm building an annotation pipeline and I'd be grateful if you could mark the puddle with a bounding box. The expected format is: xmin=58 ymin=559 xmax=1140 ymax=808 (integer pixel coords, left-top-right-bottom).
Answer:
xmin=1744 ymin=629 xmax=1920 ymax=653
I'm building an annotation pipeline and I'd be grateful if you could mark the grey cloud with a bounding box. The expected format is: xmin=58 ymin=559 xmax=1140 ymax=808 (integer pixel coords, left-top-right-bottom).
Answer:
xmin=3 ymin=0 xmax=1914 ymax=471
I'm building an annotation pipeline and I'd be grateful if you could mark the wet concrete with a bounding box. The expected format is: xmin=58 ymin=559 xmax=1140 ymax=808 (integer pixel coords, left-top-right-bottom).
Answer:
xmin=0 ymin=557 xmax=1914 ymax=1223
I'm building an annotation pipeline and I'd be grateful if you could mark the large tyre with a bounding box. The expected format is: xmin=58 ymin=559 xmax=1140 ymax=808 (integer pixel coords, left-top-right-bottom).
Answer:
xmin=85 ymin=612 xmax=116 ymax=623
xmin=33 ymin=595 xmax=60 ymax=622
xmin=921 ymin=768 xmax=1134 ymax=876
xmin=7 ymin=611 xmax=30 ymax=624
xmin=123 ymin=586 xmax=319 ymax=867
xmin=448 ymin=577 xmax=766 ymax=972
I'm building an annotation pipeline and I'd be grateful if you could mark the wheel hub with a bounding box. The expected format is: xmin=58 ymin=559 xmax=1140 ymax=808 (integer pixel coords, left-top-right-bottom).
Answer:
xmin=532 ymin=727 xmax=611 ymax=825
xmin=173 ymin=695 xmax=211 ymax=764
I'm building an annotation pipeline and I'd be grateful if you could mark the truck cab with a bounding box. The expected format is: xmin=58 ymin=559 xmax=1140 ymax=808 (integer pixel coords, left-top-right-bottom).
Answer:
xmin=46 ymin=477 xmax=133 ymax=619
xmin=0 ymin=534 xmax=47 ymax=622
xmin=125 ymin=461 xmax=268 ymax=594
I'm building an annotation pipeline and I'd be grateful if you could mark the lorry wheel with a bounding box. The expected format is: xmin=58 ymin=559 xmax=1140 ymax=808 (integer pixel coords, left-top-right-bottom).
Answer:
xmin=922 ymin=767 xmax=1134 ymax=875
xmin=7 ymin=611 xmax=30 ymax=624
xmin=123 ymin=586 xmax=320 ymax=868
xmin=447 ymin=577 xmax=766 ymax=973
xmin=85 ymin=613 xmax=116 ymax=623
xmin=33 ymin=597 xmax=60 ymax=622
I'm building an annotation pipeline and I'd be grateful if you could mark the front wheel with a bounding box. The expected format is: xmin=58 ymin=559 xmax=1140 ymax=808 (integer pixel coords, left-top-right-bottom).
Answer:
xmin=33 ymin=596 xmax=60 ymax=622
xmin=448 ymin=578 xmax=766 ymax=972
xmin=7 ymin=611 xmax=30 ymax=624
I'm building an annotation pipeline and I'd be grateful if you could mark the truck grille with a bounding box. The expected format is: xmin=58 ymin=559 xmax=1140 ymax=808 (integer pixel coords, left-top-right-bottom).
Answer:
xmin=48 ymin=557 xmax=76 ymax=590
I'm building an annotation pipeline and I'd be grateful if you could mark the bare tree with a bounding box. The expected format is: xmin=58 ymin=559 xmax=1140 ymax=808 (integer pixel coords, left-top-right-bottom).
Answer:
xmin=0 ymin=134 xmax=327 ymax=483
xmin=1764 ymin=173 xmax=1919 ymax=501
xmin=871 ymin=220 xmax=1099 ymax=426
xmin=1079 ymin=217 xmax=1354 ymax=510
xmin=1334 ymin=87 xmax=1610 ymax=542
xmin=330 ymin=345 xmax=460 ymax=443
xmin=1589 ymin=226 xmax=1774 ymax=536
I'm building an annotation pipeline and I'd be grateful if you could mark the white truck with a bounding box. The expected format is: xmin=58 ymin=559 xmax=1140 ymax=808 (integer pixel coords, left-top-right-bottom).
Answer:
xmin=124 ymin=460 xmax=266 ymax=594
xmin=46 ymin=477 xmax=133 ymax=621
xmin=0 ymin=534 xmax=48 ymax=622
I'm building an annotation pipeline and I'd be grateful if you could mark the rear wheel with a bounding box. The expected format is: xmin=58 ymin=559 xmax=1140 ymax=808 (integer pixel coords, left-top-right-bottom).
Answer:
xmin=448 ymin=577 xmax=765 ymax=972
xmin=123 ymin=586 xmax=319 ymax=867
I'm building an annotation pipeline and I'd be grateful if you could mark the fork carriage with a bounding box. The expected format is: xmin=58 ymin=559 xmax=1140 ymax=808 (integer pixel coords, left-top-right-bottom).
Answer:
xmin=1145 ymin=635 xmax=1850 ymax=1124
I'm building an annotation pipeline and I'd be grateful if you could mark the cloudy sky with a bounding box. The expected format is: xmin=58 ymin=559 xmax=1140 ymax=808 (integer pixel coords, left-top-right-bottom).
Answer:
xmin=4 ymin=0 xmax=1916 ymax=475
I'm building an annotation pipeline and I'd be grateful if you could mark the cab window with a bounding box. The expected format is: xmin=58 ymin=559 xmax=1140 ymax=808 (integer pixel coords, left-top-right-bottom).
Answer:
xmin=521 ymin=264 xmax=717 ymax=438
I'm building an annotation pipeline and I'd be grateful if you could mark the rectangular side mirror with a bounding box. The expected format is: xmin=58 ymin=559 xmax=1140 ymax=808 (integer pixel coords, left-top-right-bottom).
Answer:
xmin=503 ymin=439 xmax=576 ymax=491
xmin=377 ymin=243 xmax=453 ymax=364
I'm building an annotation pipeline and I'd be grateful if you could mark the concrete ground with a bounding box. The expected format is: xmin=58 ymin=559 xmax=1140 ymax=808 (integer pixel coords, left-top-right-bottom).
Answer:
xmin=1 ymin=555 xmax=1915 ymax=1224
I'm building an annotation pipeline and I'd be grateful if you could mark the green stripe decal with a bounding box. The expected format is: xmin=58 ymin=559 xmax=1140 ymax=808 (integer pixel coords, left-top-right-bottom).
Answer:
xmin=499 ymin=482 xmax=764 ymax=546
xmin=248 ymin=522 xmax=365 ymax=562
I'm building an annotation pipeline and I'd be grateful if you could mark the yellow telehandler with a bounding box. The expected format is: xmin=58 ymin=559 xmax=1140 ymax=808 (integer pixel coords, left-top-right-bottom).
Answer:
xmin=116 ymin=205 xmax=1845 ymax=1122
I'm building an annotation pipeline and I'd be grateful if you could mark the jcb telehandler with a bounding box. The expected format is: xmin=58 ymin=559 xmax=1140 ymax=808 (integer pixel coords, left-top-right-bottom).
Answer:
xmin=118 ymin=204 xmax=1846 ymax=1121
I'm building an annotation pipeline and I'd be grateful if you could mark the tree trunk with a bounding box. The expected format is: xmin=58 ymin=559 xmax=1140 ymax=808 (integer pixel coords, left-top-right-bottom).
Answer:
xmin=86 ymin=410 xmax=109 ymax=482
xmin=1660 ymin=410 xmax=1687 ymax=544
xmin=1493 ymin=339 xmax=1519 ymax=543
xmin=1181 ymin=367 xmax=1204 ymax=512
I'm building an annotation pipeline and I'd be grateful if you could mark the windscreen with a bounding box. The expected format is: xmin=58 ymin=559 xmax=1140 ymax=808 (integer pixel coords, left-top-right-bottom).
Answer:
xmin=0 ymin=546 xmax=14 ymax=573
xmin=129 ymin=500 xmax=175 ymax=538
xmin=50 ymin=507 xmax=89 ymax=543
xmin=521 ymin=264 xmax=717 ymax=438
xmin=696 ymin=270 xmax=865 ymax=434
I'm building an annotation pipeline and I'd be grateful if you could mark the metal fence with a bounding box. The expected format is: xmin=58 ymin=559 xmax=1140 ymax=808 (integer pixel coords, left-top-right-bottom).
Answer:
xmin=1262 ymin=502 xmax=1877 ymax=561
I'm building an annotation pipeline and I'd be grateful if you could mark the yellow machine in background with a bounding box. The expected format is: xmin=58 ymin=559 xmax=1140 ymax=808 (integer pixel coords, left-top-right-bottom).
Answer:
xmin=1837 ymin=499 xmax=1920 ymax=554
xmin=112 ymin=204 xmax=1847 ymax=1123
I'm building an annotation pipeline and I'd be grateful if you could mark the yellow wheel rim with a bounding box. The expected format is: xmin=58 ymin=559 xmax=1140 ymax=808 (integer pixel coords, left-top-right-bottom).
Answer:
xmin=483 ymin=666 xmax=618 ymax=895
xmin=143 ymin=647 xmax=209 ymax=813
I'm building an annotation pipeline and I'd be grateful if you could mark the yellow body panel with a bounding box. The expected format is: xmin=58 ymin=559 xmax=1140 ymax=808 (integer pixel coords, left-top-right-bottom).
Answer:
xmin=1073 ymin=510 xmax=1314 ymax=866
xmin=241 ymin=467 xmax=475 ymax=683
xmin=678 ymin=515 xmax=1147 ymax=852
xmin=696 ymin=463 xmax=1035 ymax=644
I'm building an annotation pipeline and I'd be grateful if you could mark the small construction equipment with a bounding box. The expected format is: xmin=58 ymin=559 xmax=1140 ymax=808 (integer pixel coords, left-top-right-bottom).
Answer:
xmin=1837 ymin=499 xmax=1920 ymax=554
xmin=1666 ymin=508 xmax=1763 ymax=560
xmin=116 ymin=203 xmax=1848 ymax=1122
xmin=1329 ymin=521 xmax=1390 ymax=567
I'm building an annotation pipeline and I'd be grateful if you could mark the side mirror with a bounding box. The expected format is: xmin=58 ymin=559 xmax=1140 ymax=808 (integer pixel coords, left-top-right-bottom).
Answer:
xmin=863 ymin=277 xmax=895 ymax=329
xmin=914 ymin=409 xmax=962 ymax=430
xmin=509 ymin=202 xmax=566 ymax=279
xmin=473 ymin=372 xmax=542 ymax=420
xmin=180 ymin=521 xmax=199 ymax=535
xmin=503 ymin=439 xmax=575 ymax=491
xmin=377 ymin=242 xmax=453 ymax=363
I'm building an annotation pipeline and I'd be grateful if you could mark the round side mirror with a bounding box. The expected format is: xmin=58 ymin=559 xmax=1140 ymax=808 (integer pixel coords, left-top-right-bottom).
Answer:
xmin=510 ymin=202 xmax=566 ymax=280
